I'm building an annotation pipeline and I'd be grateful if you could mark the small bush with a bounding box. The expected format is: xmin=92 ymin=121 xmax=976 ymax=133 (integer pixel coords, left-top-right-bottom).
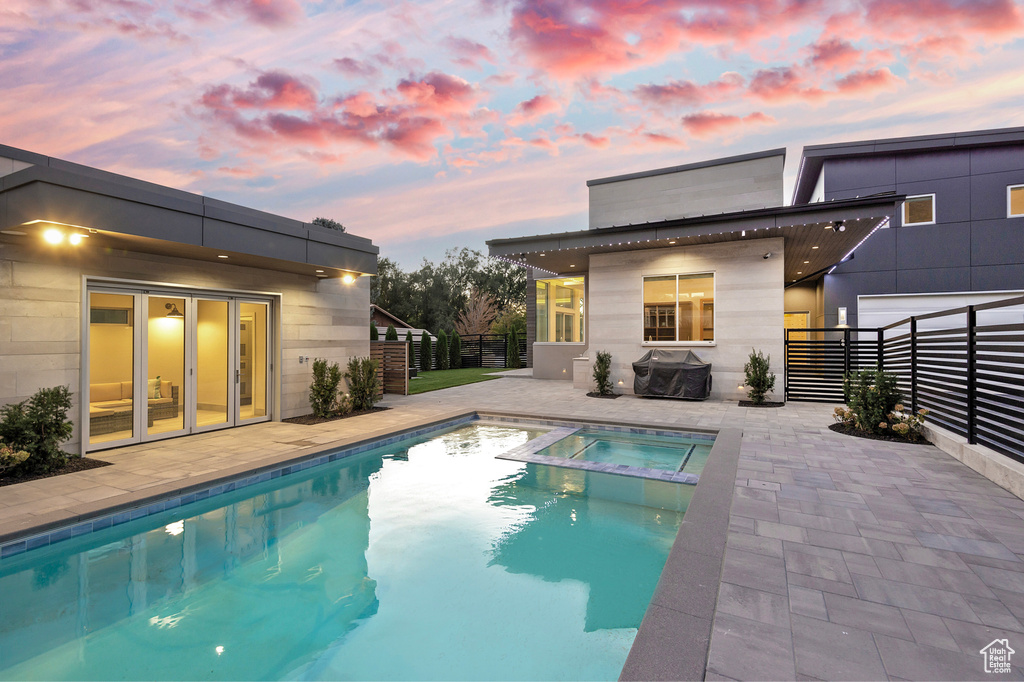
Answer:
xmin=346 ymin=357 xmax=381 ymax=411
xmin=370 ymin=322 xmax=379 ymax=341
xmin=0 ymin=385 xmax=74 ymax=476
xmin=309 ymin=358 xmax=343 ymax=418
xmin=593 ymin=350 xmax=613 ymax=395
xmin=743 ymin=349 xmax=776 ymax=405
xmin=450 ymin=332 xmax=462 ymax=369
xmin=419 ymin=332 xmax=433 ymax=372
xmin=507 ymin=328 xmax=522 ymax=369
xmin=385 ymin=324 xmax=398 ymax=341
xmin=405 ymin=330 xmax=415 ymax=367
xmin=436 ymin=330 xmax=450 ymax=370
xmin=0 ymin=443 xmax=30 ymax=476
xmin=842 ymin=366 xmax=903 ymax=435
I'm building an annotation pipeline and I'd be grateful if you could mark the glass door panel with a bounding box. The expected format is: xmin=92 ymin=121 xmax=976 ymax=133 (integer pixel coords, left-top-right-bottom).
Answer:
xmin=88 ymin=292 xmax=136 ymax=445
xmin=238 ymin=301 xmax=268 ymax=422
xmin=146 ymin=296 xmax=186 ymax=436
xmin=196 ymin=299 xmax=231 ymax=429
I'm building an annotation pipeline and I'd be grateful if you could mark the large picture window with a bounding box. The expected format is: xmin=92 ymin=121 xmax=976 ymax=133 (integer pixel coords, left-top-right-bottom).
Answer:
xmin=535 ymin=277 xmax=584 ymax=343
xmin=643 ymin=273 xmax=714 ymax=343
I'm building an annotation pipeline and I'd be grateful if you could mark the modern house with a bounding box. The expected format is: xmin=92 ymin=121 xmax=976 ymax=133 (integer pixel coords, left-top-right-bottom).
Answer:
xmin=0 ymin=144 xmax=378 ymax=455
xmin=791 ymin=127 xmax=1024 ymax=330
xmin=488 ymin=150 xmax=902 ymax=399
xmin=488 ymin=126 xmax=1024 ymax=400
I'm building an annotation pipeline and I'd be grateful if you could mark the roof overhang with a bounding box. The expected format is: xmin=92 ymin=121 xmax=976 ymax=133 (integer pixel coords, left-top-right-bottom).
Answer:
xmin=487 ymin=195 xmax=902 ymax=285
xmin=0 ymin=164 xmax=378 ymax=278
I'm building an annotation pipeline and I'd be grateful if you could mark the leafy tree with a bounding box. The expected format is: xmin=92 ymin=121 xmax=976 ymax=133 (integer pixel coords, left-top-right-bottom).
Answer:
xmin=490 ymin=308 xmax=526 ymax=336
xmin=449 ymin=331 xmax=462 ymax=369
xmin=370 ymin=321 xmax=379 ymax=340
xmin=311 ymin=216 xmax=346 ymax=232
xmin=419 ymin=332 xmax=432 ymax=372
xmin=436 ymin=330 xmax=450 ymax=370
xmin=385 ymin=324 xmax=398 ymax=341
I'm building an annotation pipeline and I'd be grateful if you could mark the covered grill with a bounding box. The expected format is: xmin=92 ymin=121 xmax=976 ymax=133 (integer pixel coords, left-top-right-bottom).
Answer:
xmin=632 ymin=349 xmax=712 ymax=400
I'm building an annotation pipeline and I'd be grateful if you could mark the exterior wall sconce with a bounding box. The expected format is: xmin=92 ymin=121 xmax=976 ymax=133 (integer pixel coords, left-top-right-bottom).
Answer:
xmin=341 ymin=274 xmax=355 ymax=284
xmin=165 ymin=303 xmax=184 ymax=318
xmin=838 ymin=307 xmax=848 ymax=326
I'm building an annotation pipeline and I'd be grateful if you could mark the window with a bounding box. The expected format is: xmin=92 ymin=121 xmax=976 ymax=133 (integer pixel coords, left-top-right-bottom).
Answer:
xmin=902 ymin=194 xmax=935 ymax=226
xmin=1009 ymin=185 xmax=1024 ymax=218
xmin=643 ymin=273 xmax=714 ymax=343
xmin=535 ymin=277 xmax=584 ymax=343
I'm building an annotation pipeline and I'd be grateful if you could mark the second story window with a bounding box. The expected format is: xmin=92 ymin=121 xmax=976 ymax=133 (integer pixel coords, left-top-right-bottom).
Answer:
xmin=1009 ymin=185 xmax=1024 ymax=218
xmin=902 ymin=194 xmax=935 ymax=226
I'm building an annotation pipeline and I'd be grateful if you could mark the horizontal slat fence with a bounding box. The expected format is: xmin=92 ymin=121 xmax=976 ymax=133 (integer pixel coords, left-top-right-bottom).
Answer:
xmin=405 ymin=333 xmax=526 ymax=370
xmin=370 ymin=341 xmax=408 ymax=395
xmin=785 ymin=294 xmax=1024 ymax=464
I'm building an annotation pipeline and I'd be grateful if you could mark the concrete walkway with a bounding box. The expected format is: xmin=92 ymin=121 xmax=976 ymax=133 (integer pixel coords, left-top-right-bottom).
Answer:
xmin=2 ymin=376 xmax=1024 ymax=680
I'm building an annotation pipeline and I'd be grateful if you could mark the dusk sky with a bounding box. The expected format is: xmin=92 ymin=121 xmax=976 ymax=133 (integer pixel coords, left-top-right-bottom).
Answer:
xmin=3 ymin=0 xmax=1023 ymax=268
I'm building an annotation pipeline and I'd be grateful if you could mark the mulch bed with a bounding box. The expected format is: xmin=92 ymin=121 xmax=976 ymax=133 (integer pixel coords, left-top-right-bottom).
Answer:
xmin=738 ymin=400 xmax=786 ymax=408
xmin=283 ymin=406 xmax=390 ymax=425
xmin=828 ymin=421 xmax=931 ymax=445
xmin=0 ymin=457 xmax=112 ymax=488
xmin=586 ymin=392 xmax=621 ymax=399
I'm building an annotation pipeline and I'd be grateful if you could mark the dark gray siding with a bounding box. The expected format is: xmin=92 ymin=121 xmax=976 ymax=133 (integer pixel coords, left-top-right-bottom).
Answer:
xmin=822 ymin=144 xmax=1024 ymax=326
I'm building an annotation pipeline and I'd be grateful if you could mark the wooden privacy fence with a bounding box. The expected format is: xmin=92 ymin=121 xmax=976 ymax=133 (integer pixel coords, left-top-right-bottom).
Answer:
xmin=784 ymin=294 xmax=1024 ymax=464
xmin=406 ymin=333 xmax=527 ymax=370
xmin=370 ymin=341 xmax=409 ymax=395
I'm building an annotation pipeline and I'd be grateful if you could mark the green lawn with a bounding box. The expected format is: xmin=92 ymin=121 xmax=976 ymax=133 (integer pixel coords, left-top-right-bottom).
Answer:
xmin=408 ymin=367 xmax=509 ymax=395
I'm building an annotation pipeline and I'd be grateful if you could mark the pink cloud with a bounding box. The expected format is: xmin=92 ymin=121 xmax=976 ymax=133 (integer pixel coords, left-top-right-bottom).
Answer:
xmin=396 ymin=72 xmax=478 ymax=115
xmin=201 ymin=70 xmax=319 ymax=111
xmin=507 ymin=94 xmax=561 ymax=126
xmin=864 ymin=0 xmax=1023 ymax=38
xmin=834 ymin=67 xmax=902 ymax=94
xmin=444 ymin=35 xmax=497 ymax=68
xmin=211 ymin=0 xmax=302 ymax=28
xmin=333 ymin=57 xmax=379 ymax=79
xmin=748 ymin=67 xmax=826 ymax=102
xmin=681 ymin=111 xmax=774 ymax=138
xmin=807 ymin=37 xmax=862 ymax=72
xmin=635 ymin=72 xmax=744 ymax=108
xmin=580 ymin=132 xmax=609 ymax=148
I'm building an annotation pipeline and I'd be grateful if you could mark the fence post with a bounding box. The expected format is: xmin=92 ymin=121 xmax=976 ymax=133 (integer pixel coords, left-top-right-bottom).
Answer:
xmin=504 ymin=334 xmax=509 ymax=368
xmin=877 ymin=328 xmax=884 ymax=371
xmin=478 ymin=334 xmax=483 ymax=368
xmin=843 ymin=327 xmax=851 ymax=377
xmin=910 ymin=317 xmax=917 ymax=413
xmin=967 ymin=305 xmax=977 ymax=445
xmin=784 ymin=329 xmax=789 ymax=402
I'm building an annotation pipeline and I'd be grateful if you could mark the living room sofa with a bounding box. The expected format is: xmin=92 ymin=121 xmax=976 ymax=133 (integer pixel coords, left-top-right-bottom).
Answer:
xmin=89 ymin=380 xmax=179 ymax=436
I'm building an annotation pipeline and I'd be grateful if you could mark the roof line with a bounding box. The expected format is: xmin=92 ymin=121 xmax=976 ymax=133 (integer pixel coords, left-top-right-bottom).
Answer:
xmin=586 ymin=147 xmax=786 ymax=187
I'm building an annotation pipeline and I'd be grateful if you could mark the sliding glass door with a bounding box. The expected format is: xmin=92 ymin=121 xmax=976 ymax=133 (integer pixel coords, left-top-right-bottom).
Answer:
xmin=86 ymin=288 xmax=272 ymax=450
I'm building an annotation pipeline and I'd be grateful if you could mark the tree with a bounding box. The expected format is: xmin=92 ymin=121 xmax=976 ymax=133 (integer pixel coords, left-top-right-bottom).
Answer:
xmin=490 ymin=308 xmax=526 ymax=336
xmin=419 ymin=332 xmax=432 ymax=372
xmin=436 ymin=330 xmax=450 ymax=370
xmin=370 ymin=321 xmax=379 ymax=340
xmin=385 ymin=324 xmax=398 ymax=341
xmin=456 ymin=289 xmax=498 ymax=336
xmin=475 ymin=255 xmax=527 ymax=314
xmin=311 ymin=216 xmax=346 ymax=232
xmin=507 ymin=328 xmax=522 ymax=369
xmin=405 ymin=330 xmax=414 ymax=368
xmin=449 ymin=331 xmax=461 ymax=369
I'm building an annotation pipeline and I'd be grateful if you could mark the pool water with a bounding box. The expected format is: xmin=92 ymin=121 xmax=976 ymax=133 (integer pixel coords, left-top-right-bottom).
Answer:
xmin=0 ymin=424 xmax=688 ymax=681
xmin=536 ymin=429 xmax=713 ymax=473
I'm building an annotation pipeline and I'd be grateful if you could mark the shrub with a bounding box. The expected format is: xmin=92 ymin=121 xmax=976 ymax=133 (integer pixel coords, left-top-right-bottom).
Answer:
xmin=835 ymin=400 xmax=929 ymax=440
xmin=450 ymin=332 xmax=462 ymax=369
xmin=0 ymin=443 xmax=30 ymax=476
xmin=419 ymin=332 xmax=432 ymax=372
xmin=842 ymin=366 xmax=902 ymax=435
xmin=309 ymin=358 xmax=343 ymax=418
xmin=593 ymin=350 xmax=613 ymax=395
xmin=436 ymin=330 xmax=450 ymax=370
xmin=345 ymin=357 xmax=381 ymax=411
xmin=405 ymin=330 xmax=415 ymax=367
xmin=0 ymin=385 xmax=74 ymax=475
xmin=385 ymin=324 xmax=398 ymax=341
xmin=743 ymin=349 xmax=776 ymax=405
xmin=370 ymin=322 xmax=379 ymax=341
xmin=507 ymin=328 xmax=522 ymax=369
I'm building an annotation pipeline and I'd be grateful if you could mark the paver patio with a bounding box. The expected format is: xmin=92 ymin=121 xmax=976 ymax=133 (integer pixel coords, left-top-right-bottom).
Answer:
xmin=2 ymin=374 xmax=1023 ymax=680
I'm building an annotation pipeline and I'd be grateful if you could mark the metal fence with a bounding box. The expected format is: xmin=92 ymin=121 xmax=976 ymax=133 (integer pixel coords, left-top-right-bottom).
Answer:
xmin=407 ymin=333 xmax=527 ymax=370
xmin=784 ymin=295 xmax=1024 ymax=463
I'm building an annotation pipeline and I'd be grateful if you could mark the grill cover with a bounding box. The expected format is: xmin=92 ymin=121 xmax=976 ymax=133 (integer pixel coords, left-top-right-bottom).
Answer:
xmin=632 ymin=349 xmax=712 ymax=400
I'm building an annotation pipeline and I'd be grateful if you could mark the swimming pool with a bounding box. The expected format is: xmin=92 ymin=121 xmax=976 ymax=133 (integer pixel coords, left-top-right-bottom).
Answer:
xmin=0 ymin=423 xmax=691 ymax=681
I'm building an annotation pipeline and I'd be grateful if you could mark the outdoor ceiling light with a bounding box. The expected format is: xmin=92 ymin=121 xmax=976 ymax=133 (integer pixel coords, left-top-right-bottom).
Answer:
xmin=763 ymin=252 xmax=773 ymax=259
xmin=43 ymin=228 xmax=63 ymax=244
xmin=68 ymin=233 xmax=83 ymax=245
xmin=342 ymin=274 xmax=356 ymax=284
xmin=164 ymin=303 xmax=184 ymax=318
xmin=217 ymin=254 xmax=229 ymax=259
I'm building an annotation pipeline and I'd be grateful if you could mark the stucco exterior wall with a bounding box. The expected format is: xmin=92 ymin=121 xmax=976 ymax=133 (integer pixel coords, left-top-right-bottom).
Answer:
xmin=589 ymin=155 xmax=784 ymax=229
xmin=581 ymin=238 xmax=785 ymax=401
xmin=0 ymin=242 xmax=369 ymax=453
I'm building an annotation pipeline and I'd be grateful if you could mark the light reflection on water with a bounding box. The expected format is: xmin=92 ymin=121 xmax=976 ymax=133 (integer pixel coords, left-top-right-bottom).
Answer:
xmin=0 ymin=424 xmax=688 ymax=681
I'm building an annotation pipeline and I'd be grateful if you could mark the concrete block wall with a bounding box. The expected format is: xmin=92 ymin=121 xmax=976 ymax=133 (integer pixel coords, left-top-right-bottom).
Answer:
xmin=589 ymin=155 xmax=784 ymax=229
xmin=582 ymin=238 xmax=785 ymax=401
xmin=0 ymin=241 xmax=369 ymax=453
